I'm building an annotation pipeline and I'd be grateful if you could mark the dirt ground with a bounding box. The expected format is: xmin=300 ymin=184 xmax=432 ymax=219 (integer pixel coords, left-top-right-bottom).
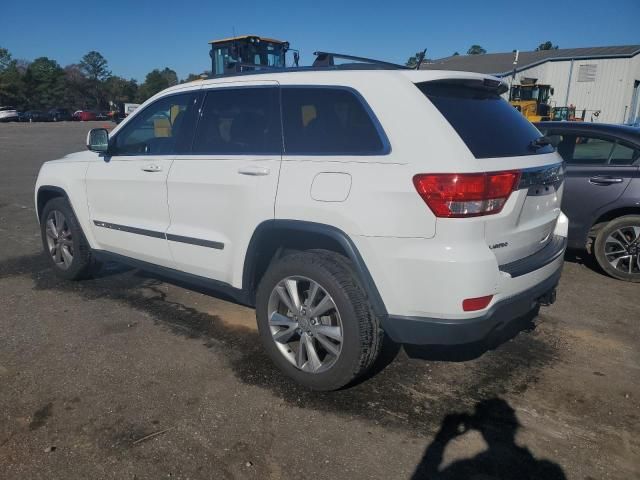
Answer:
xmin=0 ymin=122 xmax=638 ymax=480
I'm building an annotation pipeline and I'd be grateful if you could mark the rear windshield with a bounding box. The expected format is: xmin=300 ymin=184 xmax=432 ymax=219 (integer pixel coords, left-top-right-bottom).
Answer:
xmin=417 ymin=82 xmax=554 ymax=158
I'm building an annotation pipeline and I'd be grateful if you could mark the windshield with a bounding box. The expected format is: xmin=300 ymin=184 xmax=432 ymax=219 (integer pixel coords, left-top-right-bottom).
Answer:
xmin=510 ymin=85 xmax=550 ymax=103
xmin=212 ymin=41 xmax=286 ymax=75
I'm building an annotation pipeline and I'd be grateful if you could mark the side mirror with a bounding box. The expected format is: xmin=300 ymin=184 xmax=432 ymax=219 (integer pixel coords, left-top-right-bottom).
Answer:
xmin=87 ymin=128 xmax=109 ymax=153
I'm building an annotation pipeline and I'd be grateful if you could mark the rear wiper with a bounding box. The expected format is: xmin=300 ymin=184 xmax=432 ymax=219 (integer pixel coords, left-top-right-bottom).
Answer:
xmin=529 ymin=136 xmax=553 ymax=150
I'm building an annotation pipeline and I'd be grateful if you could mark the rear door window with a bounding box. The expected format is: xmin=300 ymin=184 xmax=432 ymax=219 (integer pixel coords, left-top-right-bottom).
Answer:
xmin=192 ymin=86 xmax=281 ymax=155
xmin=418 ymin=81 xmax=553 ymax=158
xmin=281 ymin=87 xmax=388 ymax=155
xmin=572 ymin=136 xmax=615 ymax=164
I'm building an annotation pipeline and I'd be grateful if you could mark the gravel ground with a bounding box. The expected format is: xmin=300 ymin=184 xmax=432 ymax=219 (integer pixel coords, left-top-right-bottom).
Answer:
xmin=0 ymin=122 xmax=639 ymax=480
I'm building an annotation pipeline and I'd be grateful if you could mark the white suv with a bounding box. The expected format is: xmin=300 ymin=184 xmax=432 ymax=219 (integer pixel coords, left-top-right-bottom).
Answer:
xmin=35 ymin=67 xmax=568 ymax=390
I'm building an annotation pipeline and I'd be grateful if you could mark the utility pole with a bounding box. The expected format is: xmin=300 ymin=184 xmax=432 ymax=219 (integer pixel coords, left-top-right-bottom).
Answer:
xmin=510 ymin=50 xmax=519 ymax=95
xmin=564 ymin=58 xmax=574 ymax=108
xmin=415 ymin=49 xmax=427 ymax=70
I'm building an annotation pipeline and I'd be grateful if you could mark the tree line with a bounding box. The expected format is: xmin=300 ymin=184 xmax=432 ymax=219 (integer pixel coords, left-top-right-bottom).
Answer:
xmin=0 ymin=47 xmax=202 ymax=111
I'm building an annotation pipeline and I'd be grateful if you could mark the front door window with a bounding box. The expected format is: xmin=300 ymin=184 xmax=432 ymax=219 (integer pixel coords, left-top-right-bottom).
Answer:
xmin=112 ymin=93 xmax=198 ymax=156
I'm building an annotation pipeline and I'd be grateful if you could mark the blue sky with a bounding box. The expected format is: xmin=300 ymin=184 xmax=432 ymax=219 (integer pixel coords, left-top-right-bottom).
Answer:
xmin=2 ymin=0 xmax=639 ymax=82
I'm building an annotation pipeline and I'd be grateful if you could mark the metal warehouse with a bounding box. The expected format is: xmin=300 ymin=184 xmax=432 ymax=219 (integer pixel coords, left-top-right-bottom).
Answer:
xmin=422 ymin=45 xmax=640 ymax=124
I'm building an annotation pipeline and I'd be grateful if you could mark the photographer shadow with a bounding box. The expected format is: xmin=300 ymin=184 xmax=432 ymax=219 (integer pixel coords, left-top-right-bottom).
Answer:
xmin=412 ymin=398 xmax=566 ymax=480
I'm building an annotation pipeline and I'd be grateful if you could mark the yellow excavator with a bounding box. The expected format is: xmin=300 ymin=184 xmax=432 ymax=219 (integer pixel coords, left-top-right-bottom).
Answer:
xmin=509 ymin=79 xmax=553 ymax=122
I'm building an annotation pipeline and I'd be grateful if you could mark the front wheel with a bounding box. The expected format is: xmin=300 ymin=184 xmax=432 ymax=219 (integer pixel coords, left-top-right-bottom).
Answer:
xmin=593 ymin=215 xmax=640 ymax=282
xmin=256 ymin=251 xmax=382 ymax=391
xmin=40 ymin=197 xmax=95 ymax=280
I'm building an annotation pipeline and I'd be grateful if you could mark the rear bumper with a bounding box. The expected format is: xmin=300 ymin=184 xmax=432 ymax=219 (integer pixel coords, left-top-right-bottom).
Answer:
xmin=382 ymin=264 xmax=562 ymax=345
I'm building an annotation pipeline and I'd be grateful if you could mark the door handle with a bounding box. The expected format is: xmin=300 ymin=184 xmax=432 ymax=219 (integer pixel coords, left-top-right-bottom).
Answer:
xmin=589 ymin=176 xmax=623 ymax=185
xmin=141 ymin=164 xmax=162 ymax=172
xmin=238 ymin=166 xmax=270 ymax=176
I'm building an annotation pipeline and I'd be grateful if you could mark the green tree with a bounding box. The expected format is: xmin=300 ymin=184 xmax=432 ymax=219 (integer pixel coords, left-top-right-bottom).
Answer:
xmin=14 ymin=59 xmax=30 ymax=74
xmin=405 ymin=51 xmax=429 ymax=68
xmin=536 ymin=41 xmax=559 ymax=51
xmin=0 ymin=47 xmax=18 ymax=106
xmin=0 ymin=62 xmax=27 ymax=107
xmin=137 ymin=68 xmax=178 ymax=102
xmin=452 ymin=51 xmax=460 ymax=56
xmin=0 ymin=47 xmax=12 ymax=72
xmin=105 ymin=75 xmax=138 ymax=104
xmin=159 ymin=67 xmax=178 ymax=87
xmin=23 ymin=57 xmax=65 ymax=108
xmin=79 ymin=51 xmax=111 ymax=82
xmin=63 ymin=64 xmax=89 ymax=110
xmin=467 ymin=45 xmax=487 ymax=55
xmin=79 ymin=51 xmax=111 ymax=109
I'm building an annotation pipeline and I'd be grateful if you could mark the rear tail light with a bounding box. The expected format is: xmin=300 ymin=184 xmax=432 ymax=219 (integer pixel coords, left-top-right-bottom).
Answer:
xmin=462 ymin=295 xmax=494 ymax=312
xmin=413 ymin=171 xmax=521 ymax=218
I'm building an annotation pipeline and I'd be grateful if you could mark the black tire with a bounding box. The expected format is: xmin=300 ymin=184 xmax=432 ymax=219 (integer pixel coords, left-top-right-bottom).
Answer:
xmin=255 ymin=250 xmax=383 ymax=391
xmin=40 ymin=197 xmax=95 ymax=280
xmin=593 ymin=215 xmax=640 ymax=282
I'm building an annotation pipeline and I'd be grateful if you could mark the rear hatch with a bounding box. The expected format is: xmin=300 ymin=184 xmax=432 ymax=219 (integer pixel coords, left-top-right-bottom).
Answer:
xmin=416 ymin=78 xmax=564 ymax=266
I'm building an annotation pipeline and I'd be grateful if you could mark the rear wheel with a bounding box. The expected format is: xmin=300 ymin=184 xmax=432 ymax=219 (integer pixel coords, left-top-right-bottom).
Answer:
xmin=594 ymin=215 xmax=640 ymax=282
xmin=256 ymin=251 xmax=382 ymax=390
xmin=40 ymin=197 xmax=95 ymax=280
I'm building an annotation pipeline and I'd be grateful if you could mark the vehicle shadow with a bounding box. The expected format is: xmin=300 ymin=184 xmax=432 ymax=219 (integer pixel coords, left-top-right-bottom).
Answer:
xmin=1 ymin=251 xmax=560 ymax=437
xmin=563 ymin=247 xmax=605 ymax=276
xmin=411 ymin=397 xmax=566 ymax=480
xmin=402 ymin=309 xmax=538 ymax=362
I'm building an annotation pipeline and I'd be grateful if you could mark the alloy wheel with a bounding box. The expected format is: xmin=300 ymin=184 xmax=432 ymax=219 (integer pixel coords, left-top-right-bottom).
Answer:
xmin=45 ymin=210 xmax=74 ymax=270
xmin=267 ymin=276 xmax=343 ymax=374
xmin=603 ymin=226 xmax=640 ymax=275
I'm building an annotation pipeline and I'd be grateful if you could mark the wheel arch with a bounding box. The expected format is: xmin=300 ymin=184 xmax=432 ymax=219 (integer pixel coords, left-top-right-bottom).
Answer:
xmin=36 ymin=185 xmax=70 ymax=221
xmin=589 ymin=206 xmax=640 ymax=239
xmin=242 ymin=220 xmax=387 ymax=317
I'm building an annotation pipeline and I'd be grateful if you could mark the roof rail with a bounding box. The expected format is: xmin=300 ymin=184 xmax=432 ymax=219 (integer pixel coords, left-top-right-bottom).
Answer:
xmin=312 ymin=52 xmax=409 ymax=70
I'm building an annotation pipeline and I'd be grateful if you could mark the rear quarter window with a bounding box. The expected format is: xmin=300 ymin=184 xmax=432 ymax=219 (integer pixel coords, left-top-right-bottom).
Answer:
xmin=281 ymin=87 xmax=388 ymax=155
xmin=544 ymin=132 xmax=640 ymax=165
xmin=418 ymin=82 xmax=553 ymax=159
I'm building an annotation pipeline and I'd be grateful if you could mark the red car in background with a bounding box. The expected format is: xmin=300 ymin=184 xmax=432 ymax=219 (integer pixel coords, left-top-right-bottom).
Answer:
xmin=72 ymin=110 xmax=97 ymax=121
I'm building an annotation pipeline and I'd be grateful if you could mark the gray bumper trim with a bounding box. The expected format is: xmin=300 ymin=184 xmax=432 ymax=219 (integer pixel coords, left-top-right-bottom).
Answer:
xmin=499 ymin=235 xmax=566 ymax=278
xmin=382 ymin=265 xmax=563 ymax=346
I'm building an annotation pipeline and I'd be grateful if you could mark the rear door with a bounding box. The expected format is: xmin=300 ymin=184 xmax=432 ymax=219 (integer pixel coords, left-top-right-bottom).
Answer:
xmin=546 ymin=132 xmax=639 ymax=245
xmin=166 ymin=81 xmax=282 ymax=286
xmin=418 ymin=80 xmax=564 ymax=265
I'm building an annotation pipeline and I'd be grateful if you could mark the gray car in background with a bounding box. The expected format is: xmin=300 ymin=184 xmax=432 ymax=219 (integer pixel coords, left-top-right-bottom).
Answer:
xmin=536 ymin=122 xmax=640 ymax=282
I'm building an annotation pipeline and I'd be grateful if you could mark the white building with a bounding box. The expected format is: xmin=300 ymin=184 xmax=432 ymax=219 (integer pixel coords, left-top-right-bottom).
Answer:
xmin=422 ymin=45 xmax=640 ymax=124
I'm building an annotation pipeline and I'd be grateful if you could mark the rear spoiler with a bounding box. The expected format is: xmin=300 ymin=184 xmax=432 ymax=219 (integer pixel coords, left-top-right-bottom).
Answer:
xmin=424 ymin=77 xmax=508 ymax=95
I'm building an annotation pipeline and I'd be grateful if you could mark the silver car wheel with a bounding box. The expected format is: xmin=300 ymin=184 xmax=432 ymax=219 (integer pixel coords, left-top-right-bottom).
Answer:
xmin=604 ymin=226 xmax=640 ymax=275
xmin=45 ymin=210 xmax=74 ymax=270
xmin=267 ymin=276 xmax=343 ymax=374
